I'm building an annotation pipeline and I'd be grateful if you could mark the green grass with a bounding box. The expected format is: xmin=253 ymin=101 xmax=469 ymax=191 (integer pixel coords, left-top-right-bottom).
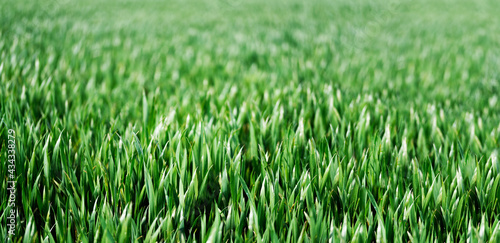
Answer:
xmin=1 ymin=0 xmax=500 ymax=242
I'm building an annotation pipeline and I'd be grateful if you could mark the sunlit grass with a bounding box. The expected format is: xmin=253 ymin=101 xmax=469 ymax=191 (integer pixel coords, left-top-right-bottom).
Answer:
xmin=1 ymin=0 xmax=500 ymax=242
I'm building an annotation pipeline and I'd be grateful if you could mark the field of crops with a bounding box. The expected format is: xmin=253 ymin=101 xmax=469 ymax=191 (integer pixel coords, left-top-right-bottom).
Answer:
xmin=1 ymin=0 xmax=500 ymax=242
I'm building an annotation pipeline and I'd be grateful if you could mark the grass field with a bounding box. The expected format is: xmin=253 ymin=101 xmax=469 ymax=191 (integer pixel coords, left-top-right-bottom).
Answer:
xmin=1 ymin=0 xmax=500 ymax=242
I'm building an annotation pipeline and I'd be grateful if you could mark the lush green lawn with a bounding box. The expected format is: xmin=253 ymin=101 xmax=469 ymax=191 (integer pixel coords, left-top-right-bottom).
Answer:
xmin=1 ymin=0 xmax=500 ymax=242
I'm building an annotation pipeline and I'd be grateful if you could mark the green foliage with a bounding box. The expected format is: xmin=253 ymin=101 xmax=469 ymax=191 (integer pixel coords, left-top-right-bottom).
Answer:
xmin=1 ymin=0 xmax=500 ymax=242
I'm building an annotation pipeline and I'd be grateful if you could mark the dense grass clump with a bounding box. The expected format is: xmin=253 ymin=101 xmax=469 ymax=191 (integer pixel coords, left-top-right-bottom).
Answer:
xmin=1 ymin=0 xmax=500 ymax=242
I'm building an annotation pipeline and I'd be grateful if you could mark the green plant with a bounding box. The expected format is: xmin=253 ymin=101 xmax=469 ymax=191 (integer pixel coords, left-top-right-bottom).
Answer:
xmin=1 ymin=0 xmax=499 ymax=242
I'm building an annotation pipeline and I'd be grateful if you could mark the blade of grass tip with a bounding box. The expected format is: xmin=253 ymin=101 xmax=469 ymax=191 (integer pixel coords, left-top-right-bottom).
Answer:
xmin=376 ymin=217 xmax=386 ymax=243
xmin=53 ymin=129 xmax=64 ymax=162
xmin=423 ymin=177 xmax=436 ymax=209
xmin=132 ymin=132 xmax=144 ymax=159
xmin=43 ymin=135 xmax=51 ymax=187
xmin=201 ymin=210 xmax=207 ymax=241
xmin=489 ymin=220 xmax=500 ymax=242
xmin=143 ymin=90 xmax=148 ymax=127
xmin=206 ymin=206 xmax=221 ymax=243
xmin=144 ymin=164 xmax=156 ymax=219
xmin=144 ymin=215 xmax=164 ymax=242
xmin=24 ymin=216 xmax=34 ymax=243
xmin=118 ymin=204 xmax=132 ymax=243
